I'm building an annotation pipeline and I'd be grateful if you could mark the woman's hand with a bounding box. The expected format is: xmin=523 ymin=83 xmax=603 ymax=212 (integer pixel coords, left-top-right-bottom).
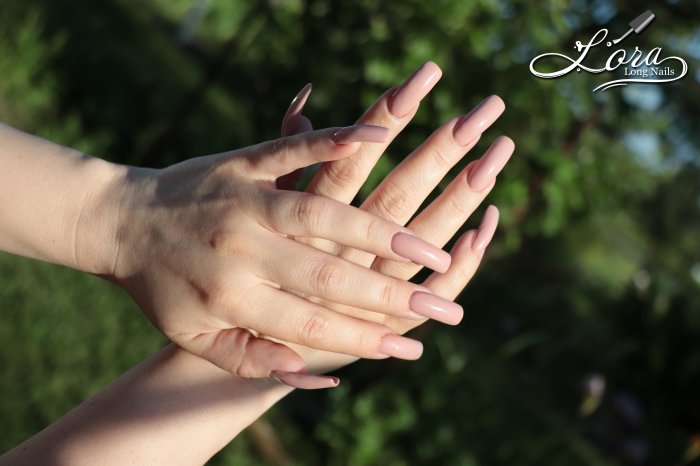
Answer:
xmin=275 ymin=61 xmax=513 ymax=384
xmin=102 ymin=125 xmax=459 ymax=378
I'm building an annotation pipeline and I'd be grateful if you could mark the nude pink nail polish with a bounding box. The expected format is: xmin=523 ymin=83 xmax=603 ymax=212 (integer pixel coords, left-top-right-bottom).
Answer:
xmin=282 ymin=83 xmax=312 ymax=137
xmin=332 ymin=125 xmax=390 ymax=145
xmin=467 ymin=136 xmax=515 ymax=191
xmin=409 ymin=291 xmax=464 ymax=325
xmin=453 ymin=95 xmax=505 ymax=146
xmin=389 ymin=61 xmax=442 ymax=118
xmin=270 ymin=370 xmax=340 ymax=390
xmin=391 ymin=232 xmax=451 ymax=273
xmin=472 ymin=205 xmax=499 ymax=254
xmin=378 ymin=334 xmax=424 ymax=360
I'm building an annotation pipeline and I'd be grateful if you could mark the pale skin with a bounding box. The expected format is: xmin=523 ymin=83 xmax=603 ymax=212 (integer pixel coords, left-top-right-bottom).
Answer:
xmin=1 ymin=62 xmax=515 ymax=464
xmin=0 ymin=98 xmax=464 ymax=378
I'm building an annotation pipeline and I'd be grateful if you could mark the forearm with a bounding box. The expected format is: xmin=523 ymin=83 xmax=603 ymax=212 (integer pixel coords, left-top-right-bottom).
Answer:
xmin=0 ymin=345 xmax=293 ymax=466
xmin=0 ymin=123 xmax=119 ymax=274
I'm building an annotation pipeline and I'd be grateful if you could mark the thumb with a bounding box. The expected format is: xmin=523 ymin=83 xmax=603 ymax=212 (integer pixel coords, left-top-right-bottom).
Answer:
xmin=178 ymin=329 xmax=339 ymax=389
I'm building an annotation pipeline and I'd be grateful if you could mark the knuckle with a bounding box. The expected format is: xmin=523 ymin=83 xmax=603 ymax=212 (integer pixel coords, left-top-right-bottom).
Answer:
xmin=298 ymin=310 xmax=331 ymax=345
xmin=426 ymin=144 xmax=455 ymax=171
xmin=374 ymin=178 xmax=412 ymax=219
xmin=355 ymin=322 xmax=385 ymax=356
xmin=221 ymin=330 xmax=250 ymax=375
xmin=378 ymin=280 xmax=400 ymax=308
xmin=321 ymin=156 xmax=362 ymax=190
xmin=291 ymin=195 xmax=324 ymax=232
xmin=360 ymin=215 xmax=385 ymax=244
xmin=306 ymin=258 xmax=345 ymax=295
xmin=446 ymin=191 xmax=474 ymax=218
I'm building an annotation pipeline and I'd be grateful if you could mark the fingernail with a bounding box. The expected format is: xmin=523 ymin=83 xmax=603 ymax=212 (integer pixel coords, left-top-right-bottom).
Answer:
xmin=391 ymin=232 xmax=451 ymax=273
xmin=453 ymin=95 xmax=505 ymax=146
xmin=270 ymin=370 xmax=340 ymax=390
xmin=472 ymin=205 xmax=499 ymax=254
xmin=378 ymin=334 xmax=424 ymax=360
xmin=467 ymin=136 xmax=515 ymax=191
xmin=389 ymin=61 xmax=442 ymax=118
xmin=332 ymin=125 xmax=390 ymax=145
xmin=409 ymin=291 xmax=464 ymax=325
xmin=282 ymin=83 xmax=312 ymax=137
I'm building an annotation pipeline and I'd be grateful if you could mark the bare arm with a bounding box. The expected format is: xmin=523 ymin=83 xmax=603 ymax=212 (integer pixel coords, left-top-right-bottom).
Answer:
xmin=2 ymin=62 xmax=513 ymax=465
xmin=0 ymin=123 xmax=118 ymax=274
xmin=0 ymin=346 xmax=292 ymax=466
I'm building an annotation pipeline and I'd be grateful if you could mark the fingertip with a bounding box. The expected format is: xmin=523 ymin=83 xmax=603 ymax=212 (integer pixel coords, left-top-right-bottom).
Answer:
xmin=472 ymin=205 xmax=499 ymax=254
xmin=482 ymin=204 xmax=500 ymax=229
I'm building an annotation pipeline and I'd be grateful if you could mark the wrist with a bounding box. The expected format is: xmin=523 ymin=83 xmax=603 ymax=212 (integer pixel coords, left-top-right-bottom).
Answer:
xmin=72 ymin=158 xmax=130 ymax=276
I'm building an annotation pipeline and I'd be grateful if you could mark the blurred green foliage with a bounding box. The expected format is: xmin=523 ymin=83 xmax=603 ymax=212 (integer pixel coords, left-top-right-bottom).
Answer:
xmin=1 ymin=0 xmax=699 ymax=464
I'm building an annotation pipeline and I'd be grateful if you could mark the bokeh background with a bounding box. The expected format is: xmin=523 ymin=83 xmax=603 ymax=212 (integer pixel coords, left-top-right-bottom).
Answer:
xmin=1 ymin=0 xmax=699 ymax=464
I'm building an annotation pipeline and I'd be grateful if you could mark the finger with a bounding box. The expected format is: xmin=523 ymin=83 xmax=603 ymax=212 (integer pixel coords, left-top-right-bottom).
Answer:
xmin=384 ymin=206 xmax=499 ymax=333
xmin=277 ymin=87 xmax=315 ymax=190
xmin=277 ymin=115 xmax=313 ymax=191
xmin=306 ymin=61 xmax=442 ymax=203
xmin=259 ymin=238 xmax=462 ymax=324
xmin=281 ymin=83 xmax=312 ymax=137
xmin=424 ymin=206 xmax=499 ymax=295
xmin=259 ymin=190 xmax=450 ymax=271
xmin=372 ymin=136 xmax=514 ymax=280
xmin=238 ymin=286 xmax=424 ymax=360
xmin=179 ymin=328 xmax=301 ymax=376
xmin=237 ymin=125 xmax=389 ymax=180
xmin=180 ymin=329 xmax=339 ymax=389
xmin=277 ymin=119 xmax=314 ymax=190
xmin=361 ymin=95 xmax=505 ymax=225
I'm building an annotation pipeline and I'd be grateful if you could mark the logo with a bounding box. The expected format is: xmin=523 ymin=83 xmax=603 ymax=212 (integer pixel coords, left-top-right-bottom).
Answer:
xmin=529 ymin=10 xmax=688 ymax=92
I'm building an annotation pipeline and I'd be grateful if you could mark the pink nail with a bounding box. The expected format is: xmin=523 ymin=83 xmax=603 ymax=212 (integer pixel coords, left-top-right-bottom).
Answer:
xmin=270 ymin=370 xmax=340 ymax=390
xmin=378 ymin=334 xmax=424 ymax=360
xmin=472 ymin=205 xmax=499 ymax=254
xmin=467 ymin=136 xmax=515 ymax=191
xmin=453 ymin=95 xmax=505 ymax=146
xmin=281 ymin=83 xmax=312 ymax=137
xmin=391 ymin=232 xmax=451 ymax=273
xmin=389 ymin=61 xmax=442 ymax=118
xmin=409 ymin=291 xmax=464 ymax=325
xmin=331 ymin=125 xmax=390 ymax=145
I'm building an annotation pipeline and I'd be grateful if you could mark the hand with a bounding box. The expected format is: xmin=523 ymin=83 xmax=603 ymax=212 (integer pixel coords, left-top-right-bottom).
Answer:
xmin=272 ymin=61 xmax=513 ymax=387
xmin=104 ymin=126 xmax=458 ymax=378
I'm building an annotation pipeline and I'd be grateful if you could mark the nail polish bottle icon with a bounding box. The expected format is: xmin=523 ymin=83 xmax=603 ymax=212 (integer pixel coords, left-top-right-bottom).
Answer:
xmin=606 ymin=10 xmax=655 ymax=47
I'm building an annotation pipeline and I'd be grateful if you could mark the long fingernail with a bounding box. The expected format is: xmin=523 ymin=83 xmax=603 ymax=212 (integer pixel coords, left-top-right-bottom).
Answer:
xmin=409 ymin=291 xmax=464 ymax=325
xmin=378 ymin=334 xmax=424 ymax=360
xmin=467 ymin=136 xmax=515 ymax=191
xmin=389 ymin=61 xmax=442 ymax=118
xmin=282 ymin=83 xmax=312 ymax=137
xmin=453 ymin=95 xmax=505 ymax=146
xmin=270 ymin=370 xmax=340 ymax=390
xmin=472 ymin=205 xmax=499 ymax=254
xmin=332 ymin=125 xmax=390 ymax=145
xmin=391 ymin=232 xmax=451 ymax=273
